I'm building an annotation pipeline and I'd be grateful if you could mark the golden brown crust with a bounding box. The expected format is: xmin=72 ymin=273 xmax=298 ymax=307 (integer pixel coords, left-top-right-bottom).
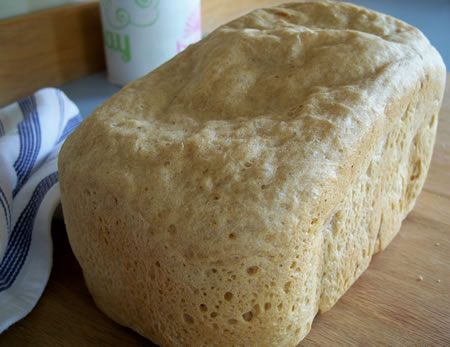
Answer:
xmin=59 ymin=1 xmax=446 ymax=345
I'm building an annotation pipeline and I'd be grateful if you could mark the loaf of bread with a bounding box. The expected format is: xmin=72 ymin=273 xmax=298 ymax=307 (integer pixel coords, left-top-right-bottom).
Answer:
xmin=58 ymin=1 xmax=446 ymax=345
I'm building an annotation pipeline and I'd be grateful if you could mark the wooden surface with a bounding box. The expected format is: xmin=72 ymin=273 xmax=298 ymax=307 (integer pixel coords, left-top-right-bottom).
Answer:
xmin=1 ymin=1 xmax=449 ymax=346
xmin=0 ymin=2 xmax=105 ymax=107
xmin=202 ymin=0 xmax=285 ymax=33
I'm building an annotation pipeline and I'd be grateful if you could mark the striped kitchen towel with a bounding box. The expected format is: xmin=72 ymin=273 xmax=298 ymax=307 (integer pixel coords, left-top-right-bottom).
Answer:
xmin=0 ymin=88 xmax=81 ymax=333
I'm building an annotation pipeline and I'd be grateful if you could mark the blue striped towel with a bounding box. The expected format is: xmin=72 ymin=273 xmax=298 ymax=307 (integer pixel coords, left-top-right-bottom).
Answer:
xmin=0 ymin=88 xmax=81 ymax=333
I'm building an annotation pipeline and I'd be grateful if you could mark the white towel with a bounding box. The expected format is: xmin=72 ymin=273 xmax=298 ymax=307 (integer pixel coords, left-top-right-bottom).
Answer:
xmin=0 ymin=88 xmax=81 ymax=333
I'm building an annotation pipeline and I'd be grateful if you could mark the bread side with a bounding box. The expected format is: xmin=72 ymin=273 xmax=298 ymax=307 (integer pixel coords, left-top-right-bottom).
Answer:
xmin=58 ymin=1 xmax=446 ymax=346
xmin=318 ymin=75 xmax=440 ymax=312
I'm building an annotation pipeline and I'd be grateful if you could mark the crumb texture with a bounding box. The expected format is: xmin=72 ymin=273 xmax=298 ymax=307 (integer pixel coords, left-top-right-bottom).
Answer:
xmin=58 ymin=1 xmax=445 ymax=346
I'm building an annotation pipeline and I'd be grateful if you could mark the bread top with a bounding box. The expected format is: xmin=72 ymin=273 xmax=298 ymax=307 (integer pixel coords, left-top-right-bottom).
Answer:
xmin=59 ymin=1 xmax=445 ymax=259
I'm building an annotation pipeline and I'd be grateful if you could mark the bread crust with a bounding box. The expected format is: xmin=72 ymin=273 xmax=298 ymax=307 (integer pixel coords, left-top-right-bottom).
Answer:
xmin=59 ymin=1 xmax=446 ymax=346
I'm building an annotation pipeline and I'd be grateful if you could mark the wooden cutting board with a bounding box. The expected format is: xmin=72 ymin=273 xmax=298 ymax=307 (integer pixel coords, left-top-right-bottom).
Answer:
xmin=1 ymin=1 xmax=449 ymax=345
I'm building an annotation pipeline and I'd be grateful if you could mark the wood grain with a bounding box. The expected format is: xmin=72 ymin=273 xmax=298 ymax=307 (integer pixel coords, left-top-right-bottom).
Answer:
xmin=202 ymin=0 xmax=286 ymax=33
xmin=0 ymin=1 xmax=449 ymax=345
xmin=0 ymin=2 xmax=105 ymax=107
